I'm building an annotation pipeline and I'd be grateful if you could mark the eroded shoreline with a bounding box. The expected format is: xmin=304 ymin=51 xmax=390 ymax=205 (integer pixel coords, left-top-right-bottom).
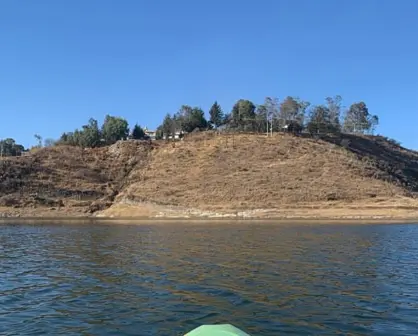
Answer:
xmin=1 ymin=199 xmax=418 ymax=224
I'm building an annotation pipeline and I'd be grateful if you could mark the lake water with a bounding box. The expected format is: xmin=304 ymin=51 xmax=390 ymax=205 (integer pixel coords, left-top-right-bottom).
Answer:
xmin=1 ymin=222 xmax=418 ymax=335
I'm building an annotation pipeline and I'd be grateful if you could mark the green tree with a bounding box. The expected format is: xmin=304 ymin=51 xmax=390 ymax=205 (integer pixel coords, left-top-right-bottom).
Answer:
xmin=80 ymin=118 xmax=101 ymax=148
xmin=155 ymin=125 xmax=164 ymax=140
xmin=14 ymin=143 xmax=25 ymax=156
xmin=278 ymin=96 xmax=309 ymax=128
xmin=161 ymin=113 xmax=174 ymax=139
xmin=57 ymin=133 xmax=68 ymax=145
xmin=223 ymin=113 xmax=231 ymax=125
xmin=255 ymin=104 xmax=269 ymax=133
xmin=306 ymin=105 xmax=335 ymax=135
xmin=72 ymin=130 xmax=83 ymax=146
xmin=0 ymin=138 xmax=15 ymax=156
xmin=209 ymin=101 xmax=224 ymax=128
xmin=57 ymin=132 xmax=76 ymax=146
xmin=0 ymin=138 xmax=25 ymax=156
xmin=342 ymin=101 xmax=378 ymax=134
xmin=295 ymin=98 xmax=310 ymax=125
xmin=175 ymin=105 xmax=208 ymax=133
xmin=131 ymin=124 xmax=146 ymax=139
xmin=57 ymin=118 xmax=101 ymax=148
xmin=174 ymin=105 xmax=191 ymax=133
xmin=230 ymin=99 xmax=256 ymax=131
xmin=101 ymin=115 xmax=129 ymax=145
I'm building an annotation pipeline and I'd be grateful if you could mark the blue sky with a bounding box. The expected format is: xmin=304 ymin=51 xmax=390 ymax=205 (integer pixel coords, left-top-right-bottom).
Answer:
xmin=1 ymin=0 xmax=417 ymax=149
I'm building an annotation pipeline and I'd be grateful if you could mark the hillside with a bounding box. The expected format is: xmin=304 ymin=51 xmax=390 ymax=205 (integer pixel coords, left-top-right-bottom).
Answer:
xmin=0 ymin=141 xmax=155 ymax=217
xmin=1 ymin=132 xmax=418 ymax=219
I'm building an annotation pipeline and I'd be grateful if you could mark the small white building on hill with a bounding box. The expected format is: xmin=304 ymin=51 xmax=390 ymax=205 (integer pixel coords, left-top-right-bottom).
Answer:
xmin=144 ymin=128 xmax=157 ymax=140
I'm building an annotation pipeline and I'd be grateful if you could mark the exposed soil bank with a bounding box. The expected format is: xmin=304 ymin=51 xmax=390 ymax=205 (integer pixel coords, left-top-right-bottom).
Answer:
xmin=2 ymin=198 xmax=418 ymax=223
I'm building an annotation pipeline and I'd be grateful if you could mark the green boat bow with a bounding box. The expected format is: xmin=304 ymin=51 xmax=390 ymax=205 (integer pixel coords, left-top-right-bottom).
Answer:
xmin=184 ymin=324 xmax=251 ymax=336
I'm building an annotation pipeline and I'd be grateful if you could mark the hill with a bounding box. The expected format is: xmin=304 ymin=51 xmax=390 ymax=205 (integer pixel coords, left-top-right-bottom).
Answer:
xmin=1 ymin=132 xmax=418 ymax=219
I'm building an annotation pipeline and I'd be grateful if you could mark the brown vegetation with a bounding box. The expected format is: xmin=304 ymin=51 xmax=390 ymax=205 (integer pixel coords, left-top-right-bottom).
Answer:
xmin=1 ymin=133 xmax=418 ymax=219
xmin=0 ymin=140 xmax=155 ymax=216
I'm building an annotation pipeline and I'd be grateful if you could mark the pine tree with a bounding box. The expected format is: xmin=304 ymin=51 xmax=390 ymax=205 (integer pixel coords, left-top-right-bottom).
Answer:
xmin=209 ymin=101 xmax=224 ymax=128
xmin=131 ymin=124 xmax=145 ymax=139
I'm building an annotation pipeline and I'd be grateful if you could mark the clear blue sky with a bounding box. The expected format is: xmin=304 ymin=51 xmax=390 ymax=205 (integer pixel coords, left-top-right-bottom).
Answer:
xmin=1 ymin=0 xmax=417 ymax=149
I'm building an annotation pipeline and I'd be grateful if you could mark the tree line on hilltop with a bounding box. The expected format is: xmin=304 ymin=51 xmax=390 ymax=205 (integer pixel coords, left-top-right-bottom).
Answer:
xmin=158 ymin=96 xmax=378 ymax=138
xmin=0 ymin=95 xmax=380 ymax=155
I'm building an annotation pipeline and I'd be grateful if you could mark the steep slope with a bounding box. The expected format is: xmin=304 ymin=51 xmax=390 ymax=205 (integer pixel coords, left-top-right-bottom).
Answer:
xmin=0 ymin=141 xmax=155 ymax=216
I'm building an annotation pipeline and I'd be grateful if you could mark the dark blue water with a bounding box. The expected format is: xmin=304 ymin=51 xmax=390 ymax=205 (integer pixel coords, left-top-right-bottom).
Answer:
xmin=1 ymin=222 xmax=418 ymax=335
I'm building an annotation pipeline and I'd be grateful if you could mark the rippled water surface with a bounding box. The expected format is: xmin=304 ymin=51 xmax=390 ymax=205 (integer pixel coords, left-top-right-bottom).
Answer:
xmin=1 ymin=222 xmax=418 ymax=335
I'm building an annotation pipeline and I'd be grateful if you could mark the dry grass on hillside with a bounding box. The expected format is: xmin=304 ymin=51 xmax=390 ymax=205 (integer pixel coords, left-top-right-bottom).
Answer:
xmin=120 ymin=133 xmax=418 ymax=211
xmin=0 ymin=140 xmax=154 ymax=210
xmin=1 ymin=132 xmax=417 ymax=217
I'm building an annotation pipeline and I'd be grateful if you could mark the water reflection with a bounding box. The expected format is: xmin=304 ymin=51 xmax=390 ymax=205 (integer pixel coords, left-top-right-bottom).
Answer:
xmin=1 ymin=222 xmax=418 ymax=335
